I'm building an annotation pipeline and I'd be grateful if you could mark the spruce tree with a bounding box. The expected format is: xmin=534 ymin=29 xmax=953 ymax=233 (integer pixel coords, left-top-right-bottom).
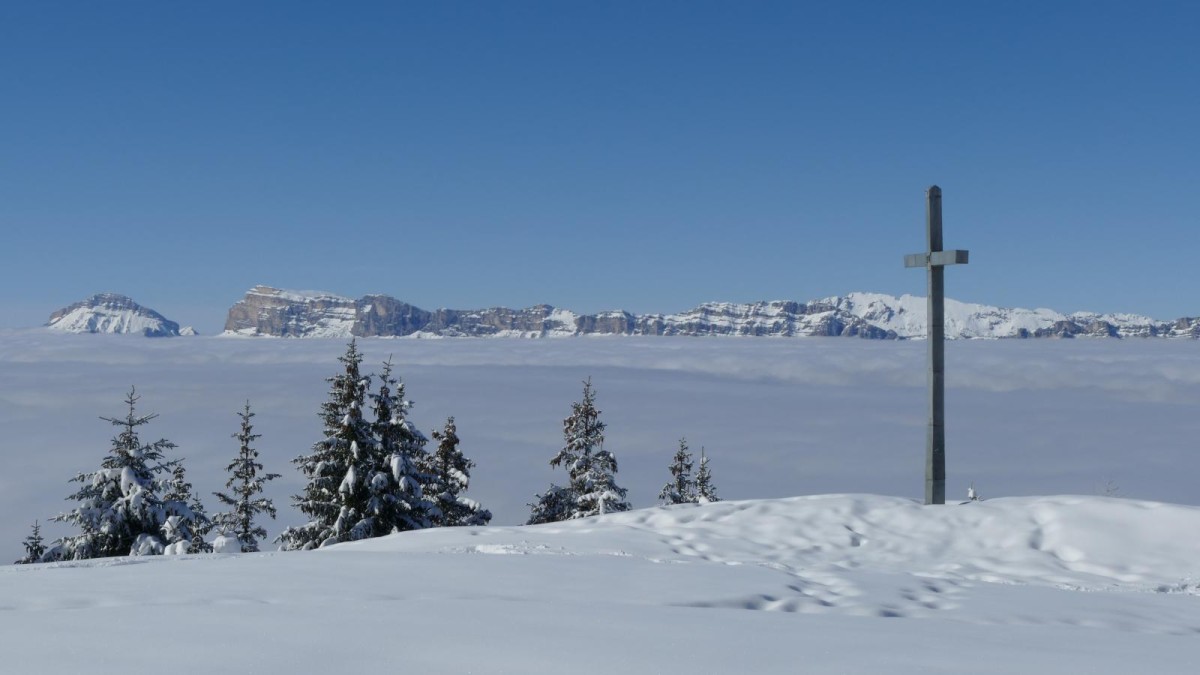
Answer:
xmin=212 ymin=402 xmax=281 ymax=553
xmin=658 ymin=438 xmax=694 ymax=505
xmin=369 ymin=359 xmax=432 ymax=534
xmin=526 ymin=484 xmax=573 ymax=525
xmin=694 ymin=447 xmax=719 ymax=503
xmin=530 ymin=378 xmax=629 ymax=523
xmin=427 ymin=417 xmax=492 ymax=527
xmin=161 ymin=462 xmax=212 ymax=553
xmin=14 ymin=521 xmax=45 ymax=564
xmin=52 ymin=387 xmax=178 ymax=559
xmin=278 ymin=340 xmax=376 ymax=550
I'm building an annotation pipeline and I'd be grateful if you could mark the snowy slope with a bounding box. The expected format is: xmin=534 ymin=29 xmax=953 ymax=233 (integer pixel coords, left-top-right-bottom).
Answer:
xmin=4 ymin=495 xmax=1200 ymax=674
xmin=45 ymin=293 xmax=186 ymax=337
xmin=829 ymin=292 xmax=1169 ymax=339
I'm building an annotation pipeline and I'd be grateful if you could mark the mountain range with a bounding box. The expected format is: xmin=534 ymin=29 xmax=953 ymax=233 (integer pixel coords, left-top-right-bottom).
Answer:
xmin=219 ymin=286 xmax=1200 ymax=340
xmin=43 ymin=287 xmax=1200 ymax=339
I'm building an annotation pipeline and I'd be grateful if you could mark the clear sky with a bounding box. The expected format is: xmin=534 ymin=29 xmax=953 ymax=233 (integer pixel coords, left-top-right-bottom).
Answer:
xmin=1 ymin=1 xmax=1197 ymax=333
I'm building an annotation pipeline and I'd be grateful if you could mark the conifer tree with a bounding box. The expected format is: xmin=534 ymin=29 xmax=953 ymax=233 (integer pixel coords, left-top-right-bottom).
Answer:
xmin=212 ymin=402 xmax=280 ymax=553
xmin=369 ymin=360 xmax=432 ymax=534
xmin=14 ymin=521 xmax=45 ymax=564
xmin=52 ymin=387 xmax=178 ymax=559
xmin=526 ymin=484 xmax=573 ymax=525
xmin=694 ymin=447 xmax=719 ymax=503
xmin=658 ymin=438 xmax=694 ymax=505
xmin=161 ymin=461 xmax=212 ymax=553
xmin=278 ymin=340 xmax=376 ymax=550
xmin=530 ymin=378 xmax=629 ymax=522
xmin=426 ymin=417 xmax=492 ymax=527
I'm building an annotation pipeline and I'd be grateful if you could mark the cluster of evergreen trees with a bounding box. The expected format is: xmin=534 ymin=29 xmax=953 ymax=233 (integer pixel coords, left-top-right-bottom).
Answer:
xmin=16 ymin=340 xmax=490 ymax=563
xmin=526 ymin=378 xmax=719 ymax=524
xmin=658 ymin=438 xmax=719 ymax=505
xmin=15 ymin=342 xmax=721 ymax=563
xmin=15 ymin=386 xmax=282 ymax=562
xmin=38 ymin=387 xmax=221 ymax=561
xmin=277 ymin=342 xmax=490 ymax=551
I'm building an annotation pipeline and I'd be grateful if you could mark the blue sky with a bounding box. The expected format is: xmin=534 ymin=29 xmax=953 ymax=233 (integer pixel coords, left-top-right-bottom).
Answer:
xmin=1 ymin=1 xmax=1197 ymax=332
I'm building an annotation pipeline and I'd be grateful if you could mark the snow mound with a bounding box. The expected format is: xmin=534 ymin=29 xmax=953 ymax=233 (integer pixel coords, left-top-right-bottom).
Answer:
xmin=336 ymin=494 xmax=1200 ymax=593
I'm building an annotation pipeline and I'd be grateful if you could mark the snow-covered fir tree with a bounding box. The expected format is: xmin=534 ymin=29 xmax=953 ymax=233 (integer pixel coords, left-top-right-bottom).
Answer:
xmin=526 ymin=484 xmax=573 ymax=525
xmin=426 ymin=417 xmax=492 ymax=527
xmin=50 ymin=387 xmax=179 ymax=559
xmin=212 ymin=402 xmax=280 ymax=553
xmin=14 ymin=521 xmax=45 ymax=564
xmin=368 ymin=359 xmax=432 ymax=534
xmin=694 ymin=447 xmax=719 ymax=503
xmin=277 ymin=340 xmax=377 ymax=550
xmin=658 ymin=437 xmax=695 ymax=505
xmin=529 ymin=378 xmax=629 ymax=522
xmin=161 ymin=461 xmax=212 ymax=554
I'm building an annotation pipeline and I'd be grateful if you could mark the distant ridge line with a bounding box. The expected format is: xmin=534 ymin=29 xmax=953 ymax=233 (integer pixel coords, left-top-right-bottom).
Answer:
xmin=220 ymin=286 xmax=1200 ymax=340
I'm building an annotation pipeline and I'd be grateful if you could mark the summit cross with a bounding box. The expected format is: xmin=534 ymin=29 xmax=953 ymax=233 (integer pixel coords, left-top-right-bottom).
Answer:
xmin=904 ymin=185 xmax=969 ymax=505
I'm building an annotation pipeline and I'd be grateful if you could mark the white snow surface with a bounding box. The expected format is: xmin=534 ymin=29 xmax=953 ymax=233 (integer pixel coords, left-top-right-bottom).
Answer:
xmin=247 ymin=286 xmax=353 ymax=304
xmin=286 ymin=305 xmax=357 ymax=339
xmin=546 ymin=307 xmax=580 ymax=335
xmin=4 ymin=494 xmax=1200 ymax=673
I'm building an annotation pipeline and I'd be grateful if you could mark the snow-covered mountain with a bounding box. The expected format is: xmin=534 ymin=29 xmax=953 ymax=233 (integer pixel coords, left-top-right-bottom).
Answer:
xmin=223 ymin=286 xmax=891 ymax=339
xmin=827 ymin=292 xmax=1200 ymax=339
xmin=46 ymin=293 xmax=191 ymax=337
xmin=223 ymin=286 xmax=1199 ymax=339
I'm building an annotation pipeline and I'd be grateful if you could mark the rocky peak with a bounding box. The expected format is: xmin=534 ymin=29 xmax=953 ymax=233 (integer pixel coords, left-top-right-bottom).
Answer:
xmin=46 ymin=293 xmax=185 ymax=337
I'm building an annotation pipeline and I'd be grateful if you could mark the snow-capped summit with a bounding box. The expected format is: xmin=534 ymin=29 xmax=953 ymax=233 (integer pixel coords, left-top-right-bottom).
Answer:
xmin=46 ymin=293 xmax=185 ymax=337
xmin=826 ymin=292 xmax=1192 ymax=339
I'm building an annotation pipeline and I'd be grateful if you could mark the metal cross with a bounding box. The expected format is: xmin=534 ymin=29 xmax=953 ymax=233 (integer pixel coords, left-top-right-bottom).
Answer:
xmin=904 ymin=185 xmax=968 ymax=505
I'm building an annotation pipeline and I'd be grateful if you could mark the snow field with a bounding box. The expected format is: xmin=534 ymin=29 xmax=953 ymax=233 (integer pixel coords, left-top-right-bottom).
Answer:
xmin=4 ymin=494 xmax=1200 ymax=673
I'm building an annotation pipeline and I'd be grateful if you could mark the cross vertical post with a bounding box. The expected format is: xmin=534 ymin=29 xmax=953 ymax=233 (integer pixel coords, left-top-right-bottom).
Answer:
xmin=904 ymin=185 xmax=968 ymax=505
xmin=926 ymin=187 xmax=946 ymax=506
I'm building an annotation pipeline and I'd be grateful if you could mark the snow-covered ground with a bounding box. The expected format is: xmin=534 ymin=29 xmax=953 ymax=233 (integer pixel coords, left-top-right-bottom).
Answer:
xmin=3 ymin=495 xmax=1199 ymax=673
xmin=2 ymin=333 xmax=1198 ymax=672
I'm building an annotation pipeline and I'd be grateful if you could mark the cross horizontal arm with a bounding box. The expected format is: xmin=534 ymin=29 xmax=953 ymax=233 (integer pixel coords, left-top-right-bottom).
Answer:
xmin=904 ymin=250 xmax=969 ymax=268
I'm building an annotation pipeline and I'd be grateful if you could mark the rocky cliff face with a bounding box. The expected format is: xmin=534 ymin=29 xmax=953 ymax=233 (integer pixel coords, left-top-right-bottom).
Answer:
xmin=224 ymin=287 xmax=582 ymax=338
xmin=635 ymin=301 xmax=895 ymax=338
xmin=222 ymin=286 xmax=1197 ymax=340
xmin=46 ymin=293 xmax=188 ymax=337
xmin=222 ymin=287 xmax=900 ymax=338
xmin=223 ymin=284 xmax=902 ymax=336
xmin=1166 ymin=317 xmax=1200 ymax=339
xmin=223 ymin=286 xmax=358 ymax=338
